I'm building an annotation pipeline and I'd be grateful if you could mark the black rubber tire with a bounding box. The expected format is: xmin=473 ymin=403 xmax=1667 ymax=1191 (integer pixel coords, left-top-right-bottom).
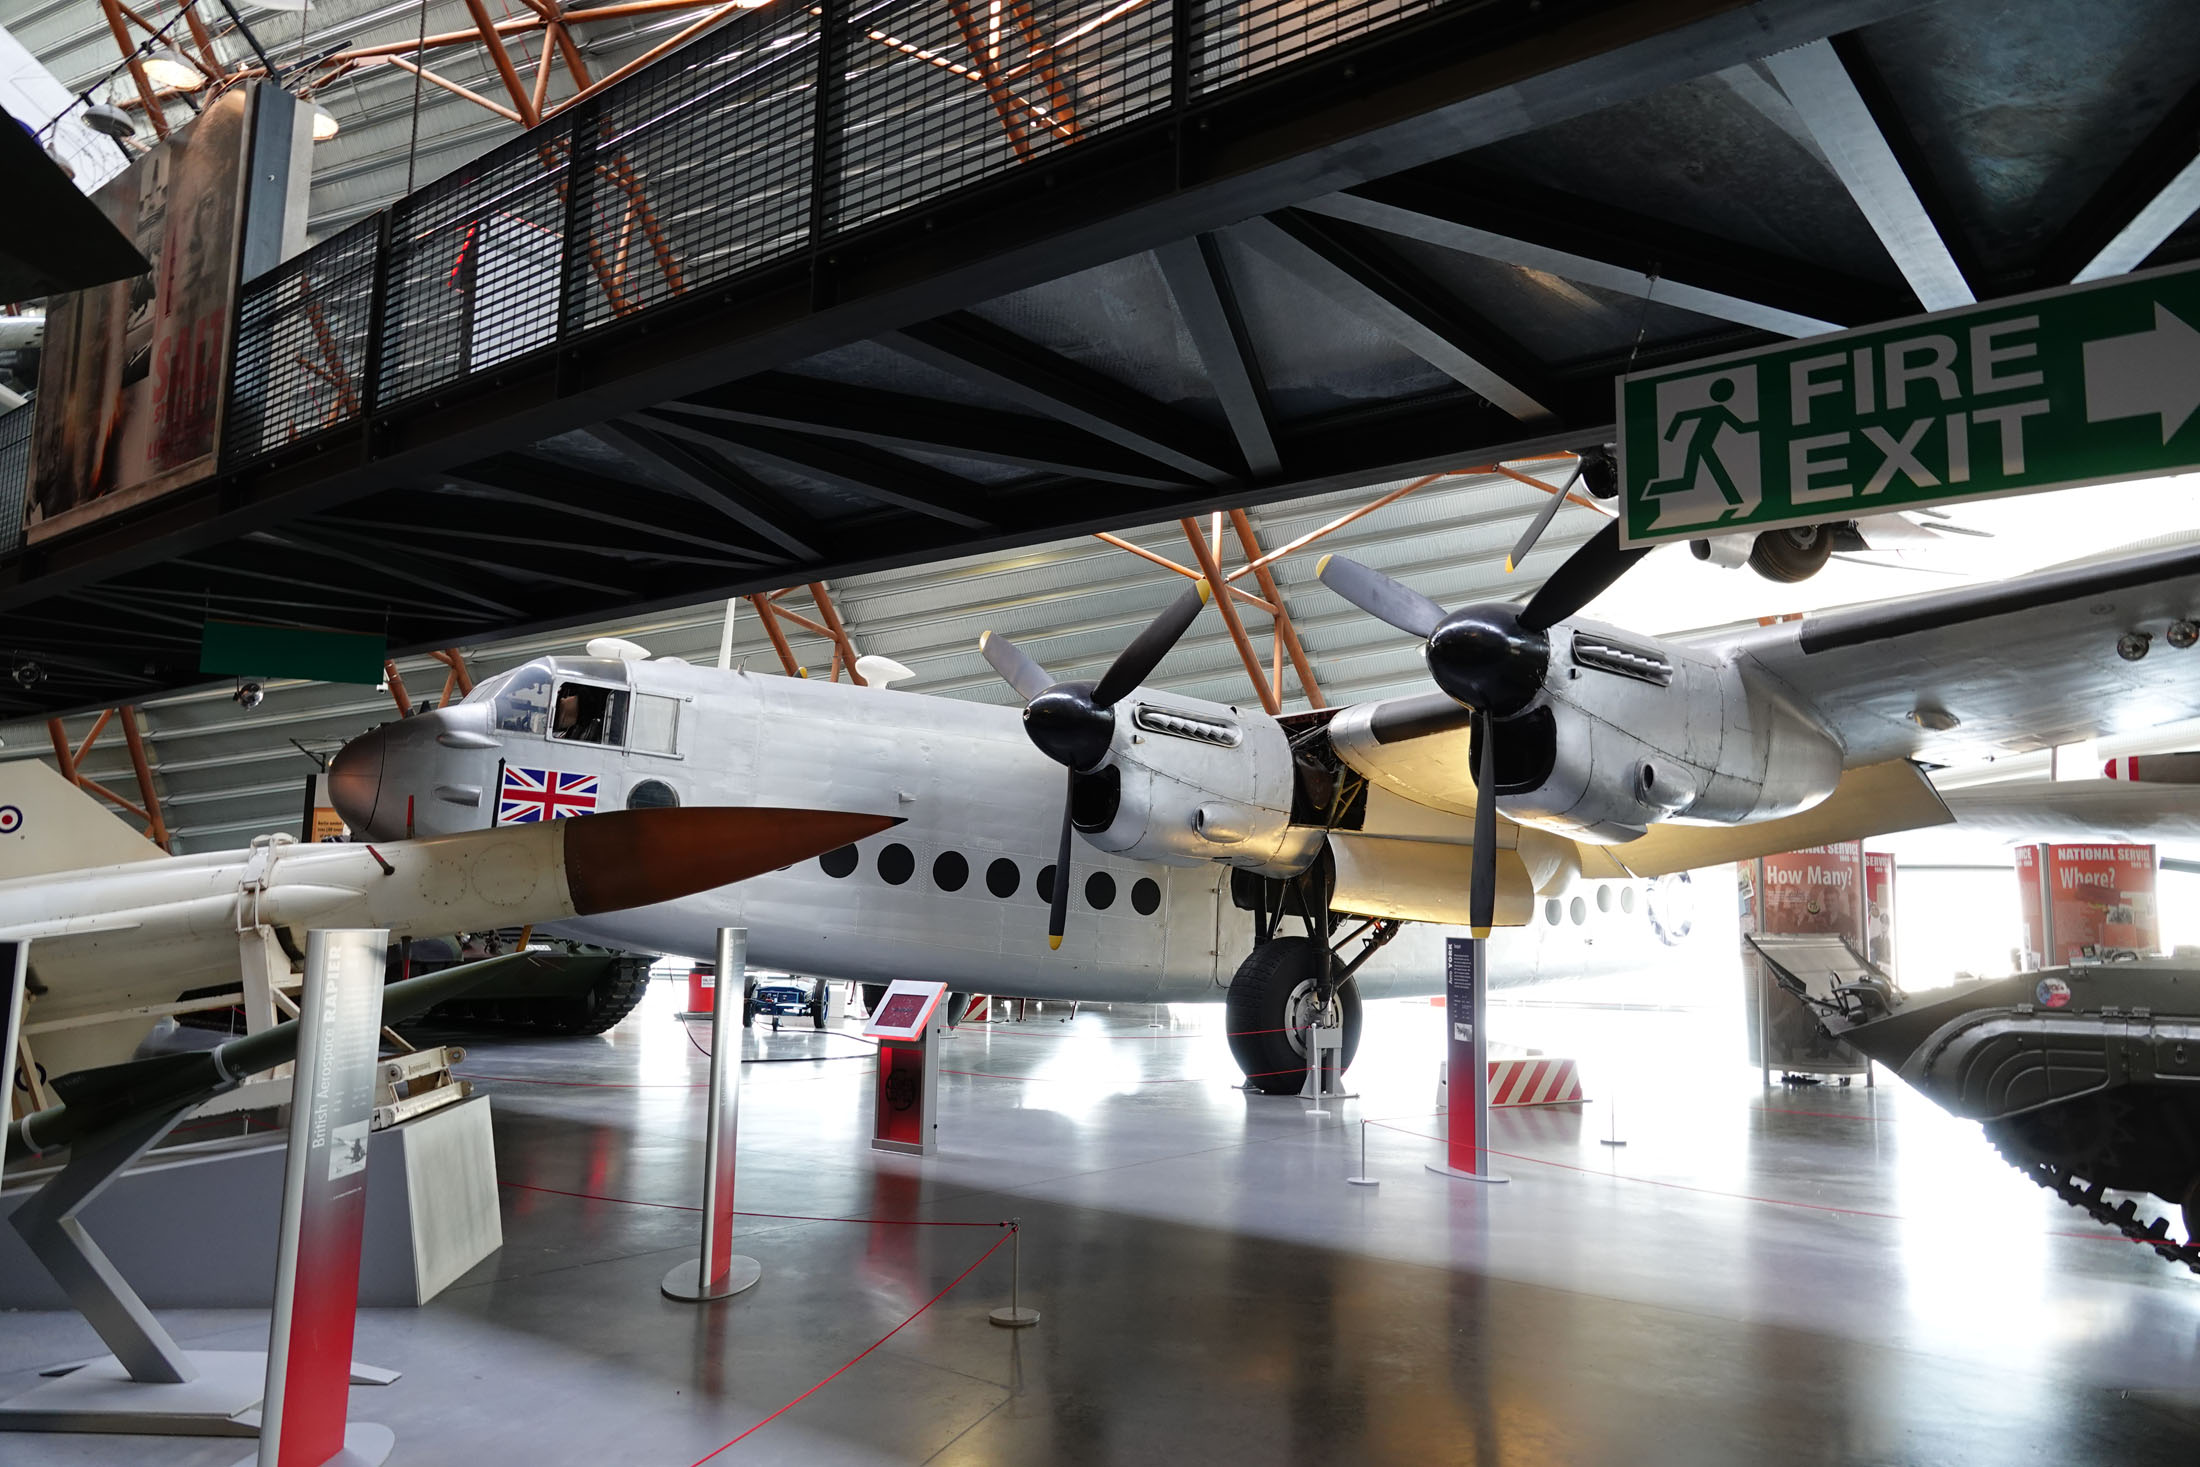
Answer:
xmin=861 ymin=983 xmax=887 ymax=1017
xmin=742 ymin=1000 xmax=755 ymax=1029
xmin=1748 ymin=525 xmax=1834 ymax=582
xmin=528 ymin=959 xmax=652 ymax=1036
xmin=812 ymin=978 xmax=829 ymax=1030
xmin=1225 ymin=936 xmax=1362 ymax=1095
xmin=943 ymin=991 xmax=968 ymax=1029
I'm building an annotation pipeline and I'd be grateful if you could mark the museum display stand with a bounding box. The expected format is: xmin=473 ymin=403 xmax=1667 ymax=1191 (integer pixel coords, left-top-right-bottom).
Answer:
xmin=1428 ymin=937 xmax=1508 ymax=1185
xmin=0 ymin=931 xmax=399 ymax=1463
xmin=663 ymin=926 xmax=762 ymax=1302
xmin=866 ymin=980 xmax=949 ymax=1156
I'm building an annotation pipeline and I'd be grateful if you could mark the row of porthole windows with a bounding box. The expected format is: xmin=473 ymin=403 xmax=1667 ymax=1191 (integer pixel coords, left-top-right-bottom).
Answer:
xmin=818 ymin=842 xmax=1163 ymax=917
xmin=1543 ymin=884 xmax=1637 ymax=927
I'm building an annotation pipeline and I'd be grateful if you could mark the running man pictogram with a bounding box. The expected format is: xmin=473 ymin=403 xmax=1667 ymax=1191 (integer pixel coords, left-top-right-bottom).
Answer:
xmin=1648 ymin=377 xmax=1750 ymax=507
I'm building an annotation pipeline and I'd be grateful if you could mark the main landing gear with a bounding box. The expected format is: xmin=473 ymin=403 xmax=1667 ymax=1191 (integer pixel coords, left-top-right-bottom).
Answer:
xmin=1226 ymin=865 xmax=1400 ymax=1095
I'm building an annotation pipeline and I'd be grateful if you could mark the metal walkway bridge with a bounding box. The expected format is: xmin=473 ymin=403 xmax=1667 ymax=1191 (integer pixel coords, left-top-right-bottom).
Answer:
xmin=2 ymin=0 xmax=2193 ymax=713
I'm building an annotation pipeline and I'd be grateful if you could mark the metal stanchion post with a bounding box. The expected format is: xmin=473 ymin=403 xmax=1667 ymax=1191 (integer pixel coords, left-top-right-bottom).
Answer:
xmin=663 ymin=927 xmax=761 ymax=1302
xmin=1347 ymin=1118 xmax=1378 ymax=1186
xmin=1601 ymin=1090 xmax=1626 ymax=1147
xmin=989 ymin=1220 xmax=1039 ymax=1328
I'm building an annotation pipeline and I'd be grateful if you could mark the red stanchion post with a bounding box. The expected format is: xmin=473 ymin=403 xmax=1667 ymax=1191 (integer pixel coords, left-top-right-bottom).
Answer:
xmin=663 ymin=927 xmax=761 ymax=1301
xmin=1429 ymin=936 xmax=1508 ymax=1185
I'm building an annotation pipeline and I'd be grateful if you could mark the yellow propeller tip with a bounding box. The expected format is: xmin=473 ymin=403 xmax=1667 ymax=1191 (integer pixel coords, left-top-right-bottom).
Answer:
xmin=1196 ymin=579 xmax=1212 ymax=605
xmin=1316 ymin=553 xmax=1332 ymax=577
xmin=1470 ymin=926 xmax=1492 ymax=940
xmin=1504 ymin=556 xmax=1515 ymax=574
xmin=979 ymin=630 xmax=992 ymax=647
xmin=1048 ymin=934 xmax=1063 ymax=951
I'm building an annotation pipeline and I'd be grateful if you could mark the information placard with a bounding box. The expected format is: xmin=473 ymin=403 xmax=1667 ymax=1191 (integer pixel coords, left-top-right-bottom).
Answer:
xmin=1443 ymin=937 xmax=1487 ymax=1177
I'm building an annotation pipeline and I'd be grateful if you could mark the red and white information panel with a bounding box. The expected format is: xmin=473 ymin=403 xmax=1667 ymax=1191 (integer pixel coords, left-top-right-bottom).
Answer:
xmin=1863 ymin=851 xmax=1897 ymax=972
xmin=865 ymin=981 xmax=947 ymax=1156
xmin=2017 ymin=843 xmax=2159 ymax=966
xmin=1752 ymin=842 xmax=1865 ymax=943
xmin=1433 ymin=937 xmax=1505 ymax=1182
xmin=254 ymin=928 xmax=391 ymax=1467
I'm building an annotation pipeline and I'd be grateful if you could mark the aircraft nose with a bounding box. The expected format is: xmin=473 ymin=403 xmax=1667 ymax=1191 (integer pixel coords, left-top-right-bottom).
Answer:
xmin=326 ymin=726 xmax=388 ymax=835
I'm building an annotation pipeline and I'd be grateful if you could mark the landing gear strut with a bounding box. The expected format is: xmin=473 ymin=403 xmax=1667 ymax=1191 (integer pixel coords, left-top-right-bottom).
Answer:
xmin=1226 ymin=862 xmax=1398 ymax=1094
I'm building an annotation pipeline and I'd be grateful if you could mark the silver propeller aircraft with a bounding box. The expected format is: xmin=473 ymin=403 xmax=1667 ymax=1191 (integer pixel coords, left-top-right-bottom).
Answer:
xmin=328 ymin=525 xmax=2200 ymax=1091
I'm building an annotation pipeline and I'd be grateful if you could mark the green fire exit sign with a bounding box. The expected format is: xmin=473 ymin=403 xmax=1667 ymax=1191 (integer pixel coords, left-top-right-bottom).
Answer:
xmin=1617 ymin=259 xmax=2200 ymax=546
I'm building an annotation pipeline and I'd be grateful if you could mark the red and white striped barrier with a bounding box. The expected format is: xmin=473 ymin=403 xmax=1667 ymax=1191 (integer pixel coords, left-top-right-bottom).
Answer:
xmin=1487 ymin=1056 xmax=1584 ymax=1108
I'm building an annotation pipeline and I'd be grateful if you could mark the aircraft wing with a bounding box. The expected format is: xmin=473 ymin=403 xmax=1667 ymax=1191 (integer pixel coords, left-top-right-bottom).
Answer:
xmin=1708 ymin=542 xmax=2200 ymax=769
xmin=1930 ymin=780 xmax=2200 ymax=846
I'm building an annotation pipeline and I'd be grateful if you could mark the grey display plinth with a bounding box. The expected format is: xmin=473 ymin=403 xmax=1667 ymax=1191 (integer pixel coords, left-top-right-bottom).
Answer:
xmin=0 ymin=1355 xmax=397 ymax=1438
xmin=0 ymin=1095 xmax=502 ymax=1310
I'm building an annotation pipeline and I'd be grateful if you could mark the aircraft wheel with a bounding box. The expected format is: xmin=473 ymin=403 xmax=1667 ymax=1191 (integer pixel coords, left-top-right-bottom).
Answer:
xmin=811 ymin=978 xmax=829 ymax=1029
xmin=742 ymin=977 xmax=757 ymax=1029
xmin=1226 ymin=937 xmax=1361 ymax=1095
xmin=943 ymin=992 xmax=968 ymax=1029
xmin=2182 ymin=1174 xmax=2200 ymax=1246
xmin=861 ymin=983 xmax=887 ymax=1017
xmin=1748 ymin=525 xmax=1833 ymax=582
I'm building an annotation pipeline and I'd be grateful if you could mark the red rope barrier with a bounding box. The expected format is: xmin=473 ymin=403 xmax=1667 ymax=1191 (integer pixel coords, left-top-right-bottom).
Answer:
xmin=686 ymin=1229 xmax=1015 ymax=1464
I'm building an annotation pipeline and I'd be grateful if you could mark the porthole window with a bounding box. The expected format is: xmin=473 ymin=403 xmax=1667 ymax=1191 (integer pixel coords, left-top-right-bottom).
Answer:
xmin=986 ymin=858 xmax=1020 ymax=899
xmin=820 ymin=845 xmax=859 ymax=878
xmin=1036 ymin=865 xmax=1057 ymax=903
xmin=1620 ymin=886 xmax=1637 ymax=915
xmin=1595 ymin=884 xmax=1613 ymax=914
xmin=878 ymin=843 xmax=915 ymax=885
xmin=626 ymin=778 xmax=679 ymax=810
xmin=1131 ymin=877 xmax=1161 ymax=916
xmin=1569 ymin=895 xmax=1588 ymax=925
xmin=933 ymin=851 xmax=969 ymax=892
xmin=1085 ymin=872 xmax=1116 ymax=911
xmin=1545 ymin=898 xmax=1561 ymax=926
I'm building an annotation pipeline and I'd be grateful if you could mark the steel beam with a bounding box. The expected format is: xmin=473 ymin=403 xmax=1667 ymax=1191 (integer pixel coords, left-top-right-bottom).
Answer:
xmin=1239 ymin=211 xmax=1557 ymax=423
xmin=641 ymin=415 xmax=1000 ymax=531
xmin=1761 ymin=38 xmax=1973 ymax=310
xmin=2055 ymin=81 xmax=2200 ymax=284
xmin=1301 ymin=180 xmax=1844 ymax=338
xmin=586 ymin=421 xmax=822 ymax=560
xmin=1153 ymin=236 xmax=1281 ymax=478
xmin=885 ymin=315 xmax=1236 ymax=486
xmin=658 ymin=377 xmax=1192 ymax=491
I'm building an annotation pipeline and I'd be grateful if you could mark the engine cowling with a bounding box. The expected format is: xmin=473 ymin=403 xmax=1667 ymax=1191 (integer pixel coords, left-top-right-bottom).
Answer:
xmin=1068 ymin=691 xmax=1319 ymax=877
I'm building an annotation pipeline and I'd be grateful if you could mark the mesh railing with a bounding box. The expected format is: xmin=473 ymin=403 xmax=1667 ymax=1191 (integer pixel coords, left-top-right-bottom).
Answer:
xmin=225 ymin=218 xmax=380 ymax=462
xmin=227 ymin=0 xmax=1452 ymax=460
xmin=0 ymin=398 xmax=33 ymax=551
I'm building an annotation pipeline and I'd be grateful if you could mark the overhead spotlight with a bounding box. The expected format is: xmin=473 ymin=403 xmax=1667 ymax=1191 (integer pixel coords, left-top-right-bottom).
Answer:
xmin=2169 ymin=619 xmax=2199 ymax=650
xmin=11 ymin=659 xmax=44 ymax=689
xmin=233 ymin=681 xmax=265 ymax=712
xmin=1577 ymin=445 xmax=1618 ymax=500
xmin=142 ymin=49 xmax=205 ymax=92
xmin=311 ymin=107 xmax=340 ymax=142
xmin=2117 ymin=631 xmax=2153 ymax=663
xmin=81 ymin=103 xmax=135 ymax=139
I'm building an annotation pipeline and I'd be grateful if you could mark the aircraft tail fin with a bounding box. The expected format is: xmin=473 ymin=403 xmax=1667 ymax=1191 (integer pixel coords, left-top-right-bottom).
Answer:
xmin=0 ymin=760 xmax=169 ymax=880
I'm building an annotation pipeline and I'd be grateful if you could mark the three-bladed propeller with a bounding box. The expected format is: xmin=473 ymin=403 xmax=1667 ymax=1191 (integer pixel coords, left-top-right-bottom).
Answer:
xmin=1318 ymin=520 xmax=1650 ymax=937
xmin=980 ymin=578 xmax=1213 ymax=949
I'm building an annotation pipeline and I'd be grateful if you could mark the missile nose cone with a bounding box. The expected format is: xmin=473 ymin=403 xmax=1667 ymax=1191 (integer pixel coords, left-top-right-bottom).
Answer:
xmin=327 ymin=726 xmax=387 ymax=834
xmin=561 ymin=806 xmax=904 ymax=915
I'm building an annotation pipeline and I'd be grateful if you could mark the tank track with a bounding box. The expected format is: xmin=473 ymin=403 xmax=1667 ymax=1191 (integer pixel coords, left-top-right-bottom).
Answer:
xmin=1990 ymin=1139 xmax=2200 ymax=1276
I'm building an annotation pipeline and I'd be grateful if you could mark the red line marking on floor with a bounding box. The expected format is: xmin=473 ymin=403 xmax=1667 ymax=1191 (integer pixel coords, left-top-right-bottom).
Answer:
xmin=687 ymin=1230 xmax=1013 ymax=1463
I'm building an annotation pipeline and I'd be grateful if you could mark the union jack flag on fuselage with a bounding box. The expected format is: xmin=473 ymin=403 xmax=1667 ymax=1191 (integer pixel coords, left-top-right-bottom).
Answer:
xmin=498 ymin=766 xmax=599 ymax=823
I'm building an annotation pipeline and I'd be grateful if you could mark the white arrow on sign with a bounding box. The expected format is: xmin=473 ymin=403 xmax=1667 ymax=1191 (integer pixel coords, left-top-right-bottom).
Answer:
xmin=2084 ymin=301 xmax=2200 ymax=444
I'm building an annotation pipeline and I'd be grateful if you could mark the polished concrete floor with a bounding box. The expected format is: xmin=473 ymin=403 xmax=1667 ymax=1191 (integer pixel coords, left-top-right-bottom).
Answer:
xmin=7 ymin=976 xmax=2200 ymax=1465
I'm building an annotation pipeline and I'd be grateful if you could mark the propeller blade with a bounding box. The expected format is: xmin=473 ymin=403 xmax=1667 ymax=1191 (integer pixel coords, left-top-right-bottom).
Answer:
xmin=1048 ymin=769 xmax=1075 ymax=951
xmin=1316 ymin=555 xmax=1449 ymax=640
xmin=1518 ymin=520 xmax=1651 ymax=633
xmin=1471 ymin=711 xmax=1497 ymax=939
xmin=980 ymin=629 xmax=1054 ymax=704
xmin=1093 ymin=578 xmax=1211 ymax=709
xmin=1504 ymin=463 xmax=1584 ymax=574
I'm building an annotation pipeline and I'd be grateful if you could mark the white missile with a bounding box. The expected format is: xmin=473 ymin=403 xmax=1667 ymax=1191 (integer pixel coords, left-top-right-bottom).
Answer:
xmin=2 ymin=761 xmax=897 ymax=1078
xmin=2101 ymin=753 xmax=2200 ymax=784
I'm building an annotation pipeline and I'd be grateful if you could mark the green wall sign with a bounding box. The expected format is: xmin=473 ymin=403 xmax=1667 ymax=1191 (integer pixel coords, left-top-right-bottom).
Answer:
xmin=200 ymin=621 xmax=388 ymax=686
xmin=1617 ymin=260 xmax=2200 ymax=546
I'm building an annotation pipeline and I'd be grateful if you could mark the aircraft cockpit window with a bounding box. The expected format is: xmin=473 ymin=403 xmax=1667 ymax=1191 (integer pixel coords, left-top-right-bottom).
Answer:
xmin=630 ymin=693 xmax=681 ymax=756
xmin=553 ymin=682 xmax=628 ymax=745
xmin=494 ymin=667 xmax=554 ymax=735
